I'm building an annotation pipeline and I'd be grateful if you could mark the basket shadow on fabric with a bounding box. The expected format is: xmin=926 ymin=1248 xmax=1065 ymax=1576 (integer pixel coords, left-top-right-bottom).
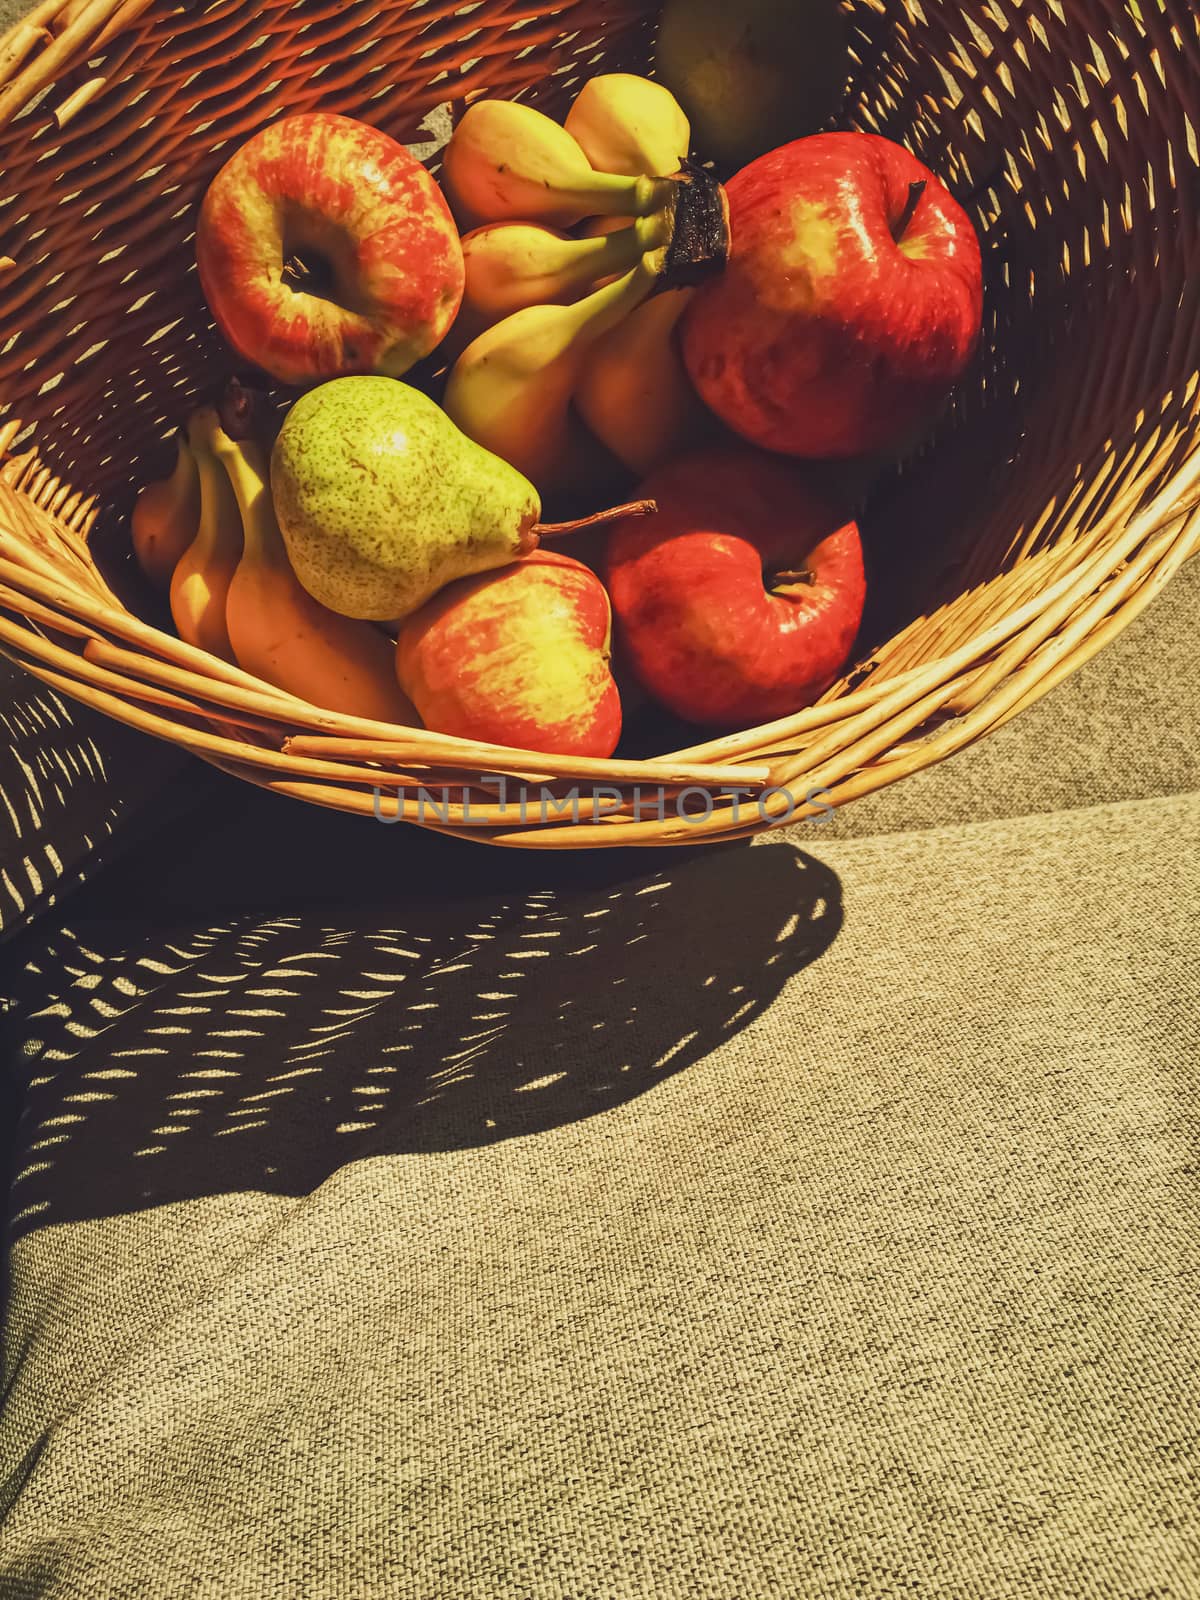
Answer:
xmin=2 ymin=777 xmax=842 ymax=1239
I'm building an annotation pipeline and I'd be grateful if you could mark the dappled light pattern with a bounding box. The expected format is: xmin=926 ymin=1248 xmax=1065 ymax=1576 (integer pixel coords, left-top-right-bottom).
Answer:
xmin=4 ymin=842 xmax=841 ymax=1238
xmin=0 ymin=653 xmax=179 ymax=937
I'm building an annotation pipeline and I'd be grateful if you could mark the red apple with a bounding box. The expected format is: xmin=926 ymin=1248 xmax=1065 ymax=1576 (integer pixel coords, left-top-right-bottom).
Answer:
xmin=197 ymin=113 xmax=464 ymax=385
xmin=395 ymin=551 xmax=620 ymax=758
xmin=606 ymin=446 xmax=865 ymax=726
xmin=683 ymin=132 xmax=983 ymax=458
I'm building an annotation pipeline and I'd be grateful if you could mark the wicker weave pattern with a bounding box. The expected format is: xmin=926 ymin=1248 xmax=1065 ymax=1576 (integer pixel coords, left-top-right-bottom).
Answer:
xmin=0 ymin=0 xmax=1197 ymax=846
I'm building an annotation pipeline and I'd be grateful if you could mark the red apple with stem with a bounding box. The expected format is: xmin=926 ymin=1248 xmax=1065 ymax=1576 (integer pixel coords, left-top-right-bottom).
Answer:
xmin=606 ymin=446 xmax=865 ymax=727
xmin=395 ymin=551 xmax=621 ymax=758
xmin=683 ymin=132 xmax=983 ymax=458
xmin=197 ymin=113 xmax=464 ymax=385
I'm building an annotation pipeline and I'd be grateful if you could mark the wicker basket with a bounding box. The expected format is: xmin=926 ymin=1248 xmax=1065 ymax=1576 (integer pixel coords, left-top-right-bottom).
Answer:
xmin=0 ymin=0 xmax=1196 ymax=848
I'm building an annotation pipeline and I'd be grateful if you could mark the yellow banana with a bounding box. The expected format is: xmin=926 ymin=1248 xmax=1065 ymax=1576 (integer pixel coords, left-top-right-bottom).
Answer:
xmin=568 ymin=77 xmax=690 ymax=267
xmin=575 ymin=288 xmax=711 ymax=476
xmin=574 ymin=214 xmax=638 ymax=291
xmin=131 ymin=431 xmax=200 ymax=590
xmin=457 ymin=210 xmax=668 ymax=344
xmin=579 ymin=215 xmax=633 ymax=237
xmin=572 ymin=214 xmax=639 ymax=293
xmin=564 ymin=74 xmax=690 ymax=178
xmin=442 ymin=100 xmax=672 ymax=227
xmin=169 ymin=409 xmax=242 ymax=661
xmin=443 ymin=256 xmax=662 ymax=496
xmin=211 ymin=426 xmax=416 ymax=725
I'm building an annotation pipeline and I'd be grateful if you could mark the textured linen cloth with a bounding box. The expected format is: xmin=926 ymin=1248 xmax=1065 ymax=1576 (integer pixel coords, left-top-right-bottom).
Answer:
xmin=0 ymin=785 xmax=1197 ymax=1599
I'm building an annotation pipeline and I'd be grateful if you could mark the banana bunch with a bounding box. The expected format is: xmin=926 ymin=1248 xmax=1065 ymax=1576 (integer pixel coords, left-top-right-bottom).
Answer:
xmin=445 ymin=255 xmax=663 ymax=494
xmin=443 ymin=96 xmax=675 ymax=229
xmin=450 ymin=209 xmax=668 ymax=356
xmin=132 ymin=407 xmax=414 ymax=724
xmin=441 ymin=75 xmax=710 ymax=491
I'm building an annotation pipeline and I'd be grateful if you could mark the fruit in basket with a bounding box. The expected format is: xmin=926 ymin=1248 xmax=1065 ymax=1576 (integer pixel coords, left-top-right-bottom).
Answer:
xmin=683 ymin=133 xmax=984 ymax=459
xmin=575 ymin=287 xmax=711 ymax=475
xmin=442 ymin=99 xmax=674 ymax=227
xmin=272 ymin=379 xmax=532 ymax=621
xmin=196 ymin=113 xmax=464 ymax=385
xmin=270 ymin=377 xmax=652 ymax=622
xmin=444 ymin=255 xmax=663 ymax=495
xmin=655 ymin=0 xmax=849 ymax=170
xmin=169 ymin=410 xmax=243 ymax=661
xmin=578 ymin=214 xmax=640 ymax=249
xmin=395 ymin=551 xmax=620 ymax=758
xmin=564 ymin=74 xmax=691 ymax=178
xmin=606 ymin=445 xmax=865 ymax=726
xmin=207 ymin=421 xmax=416 ymax=724
xmin=455 ymin=212 xmax=669 ymax=346
xmin=131 ymin=431 xmax=200 ymax=589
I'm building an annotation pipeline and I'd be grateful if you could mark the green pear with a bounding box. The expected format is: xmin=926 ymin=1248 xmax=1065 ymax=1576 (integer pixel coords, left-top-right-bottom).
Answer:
xmin=270 ymin=377 xmax=541 ymax=621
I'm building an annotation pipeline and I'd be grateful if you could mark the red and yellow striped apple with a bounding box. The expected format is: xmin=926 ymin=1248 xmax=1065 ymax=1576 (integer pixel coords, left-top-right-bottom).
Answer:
xmin=395 ymin=551 xmax=621 ymax=758
xmin=683 ymin=132 xmax=983 ymax=458
xmin=197 ymin=113 xmax=464 ymax=385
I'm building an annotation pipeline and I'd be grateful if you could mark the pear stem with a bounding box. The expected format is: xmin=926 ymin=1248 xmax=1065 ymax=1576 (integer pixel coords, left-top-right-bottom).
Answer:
xmin=532 ymin=498 xmax=657 ymax=541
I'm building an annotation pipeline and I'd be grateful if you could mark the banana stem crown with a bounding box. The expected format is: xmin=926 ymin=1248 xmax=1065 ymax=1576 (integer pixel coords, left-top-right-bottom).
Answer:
xmin=659 ymin=161 xmax=731 ymax=287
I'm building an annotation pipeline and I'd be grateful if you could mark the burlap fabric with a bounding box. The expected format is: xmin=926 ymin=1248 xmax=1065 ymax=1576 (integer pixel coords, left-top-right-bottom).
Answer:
xmin=0 ymin=782 xmax=1197 ymax=1598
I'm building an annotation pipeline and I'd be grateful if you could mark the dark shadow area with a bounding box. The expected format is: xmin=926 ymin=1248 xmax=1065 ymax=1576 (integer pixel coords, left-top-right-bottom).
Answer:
xmin=0 ymin=654 xmax=183 ymax=941
xmin=0 ymin=1547 xmax=66 ymax=1600
xmin=1 ymin=768 xmax=842 ymax=1240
